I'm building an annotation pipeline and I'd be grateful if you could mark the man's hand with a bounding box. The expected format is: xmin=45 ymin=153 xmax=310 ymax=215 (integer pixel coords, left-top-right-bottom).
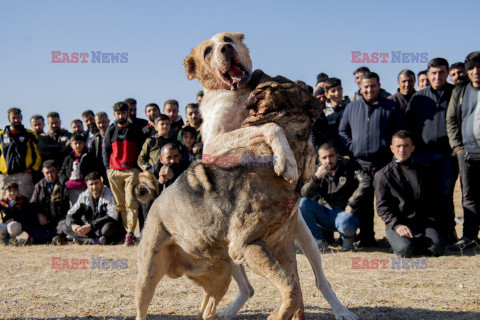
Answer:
xmin=193 ymin=142 xmax=203 ymax=154
xmin=78 ymin=224 xmax=92 ymax=235
xmin=394 ymin=224 xmax=413 ymax=239
xmin=37 ymin=213 xmax=49 ymax=226
xmin=72 ymin=224 xmax=82 ymax=235
xmin=456 ymin=148 xmax=465 ymax=154
xmin=345 ymin=206 xmax=357 ymax=214
xmin=314 ymin=164 xmax=329 ymax=180
xmin=158 ymin=165 xmax=173 ymax=185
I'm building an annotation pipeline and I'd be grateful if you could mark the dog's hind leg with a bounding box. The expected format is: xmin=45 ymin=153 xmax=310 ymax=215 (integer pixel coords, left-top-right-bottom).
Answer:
xmin=230 ymin=241 xmax=301 ymax=320
xmin=135 ymin=229 xmax=171 ymax=320
xmin=190 ymin=260 xmax=232 ymax=320
xmin=217 ymin=263 xmax=254 ymax=318
xmin=295 ymin=212 xmax=358 ymax=320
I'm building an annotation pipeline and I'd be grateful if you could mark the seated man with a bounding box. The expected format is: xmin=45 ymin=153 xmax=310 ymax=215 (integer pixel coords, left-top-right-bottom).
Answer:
xmin=64 ymin=172 xmax=125 ymax=244
xmin=30 ymin=160 xmax=70 ymax=244
xmin=299 ymin=142 xmax=371 ymax=252
xmin=374 ymin=130 xmax=445 ymax=257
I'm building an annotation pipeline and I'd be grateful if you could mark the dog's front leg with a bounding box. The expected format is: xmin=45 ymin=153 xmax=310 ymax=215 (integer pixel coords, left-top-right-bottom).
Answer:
xmin=295 ymin=212 xmax=359 ymax=320
xmin=204 ymin=123 xmax=298 ymax=183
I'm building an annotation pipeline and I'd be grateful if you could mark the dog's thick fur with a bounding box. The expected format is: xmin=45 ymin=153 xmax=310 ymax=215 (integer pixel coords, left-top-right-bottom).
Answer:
xmin=180 ymin=32 xmax=358 ymax=320
xmin=135 ymin=82 xmax=318 ymax=320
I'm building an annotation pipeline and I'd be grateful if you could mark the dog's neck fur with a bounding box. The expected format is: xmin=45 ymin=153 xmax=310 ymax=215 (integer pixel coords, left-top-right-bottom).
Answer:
xmin=200 ymin=87 xmax=251 ymax=144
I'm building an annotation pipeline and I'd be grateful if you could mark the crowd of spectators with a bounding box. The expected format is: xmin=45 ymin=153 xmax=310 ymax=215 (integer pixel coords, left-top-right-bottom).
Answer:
xmin=0 ymin=52 xmax=479 ymax=257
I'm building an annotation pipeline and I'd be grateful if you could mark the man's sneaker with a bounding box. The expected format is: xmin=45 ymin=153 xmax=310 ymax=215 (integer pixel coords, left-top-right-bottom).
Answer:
xmin=316 ymin=239 xmax=330 ymax=253
xmin=124 ymin=233 xmax=136 ymax=246
xmin=449 ymin=237 xmax=478 ymax=252
xmin=52 ymin=235 xmax=65 ymax=245
xmin=342 ymin=237 xmax=355 ymax=252
xmin=98 ymin=236 xmax=107 ymax=245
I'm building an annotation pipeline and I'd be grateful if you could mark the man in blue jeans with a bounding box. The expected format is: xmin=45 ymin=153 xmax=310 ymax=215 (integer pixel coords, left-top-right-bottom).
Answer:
xmin=299 ymin=143 xmax=371 ymax=252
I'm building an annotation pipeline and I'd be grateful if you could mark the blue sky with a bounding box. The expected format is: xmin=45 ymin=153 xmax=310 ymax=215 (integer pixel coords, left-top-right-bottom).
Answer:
xmin=1 ymin=0 xmax=478 ymax=130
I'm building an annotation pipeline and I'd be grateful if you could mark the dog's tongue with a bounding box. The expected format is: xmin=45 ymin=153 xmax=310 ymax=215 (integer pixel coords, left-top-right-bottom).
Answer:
xmin=228 ymin=64 xmax=244 ymax=83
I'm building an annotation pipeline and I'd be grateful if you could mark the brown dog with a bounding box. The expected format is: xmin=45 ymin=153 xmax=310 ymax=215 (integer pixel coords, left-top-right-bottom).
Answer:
xmin=182 ymin=32 xmax=358 ymax=320
xmin=135 ymin=82 xmax=318 ymax=320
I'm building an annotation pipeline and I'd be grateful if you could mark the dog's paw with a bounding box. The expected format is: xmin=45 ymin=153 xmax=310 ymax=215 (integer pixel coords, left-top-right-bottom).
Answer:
xmin=275 ymin=151 xmax=299 ymax=184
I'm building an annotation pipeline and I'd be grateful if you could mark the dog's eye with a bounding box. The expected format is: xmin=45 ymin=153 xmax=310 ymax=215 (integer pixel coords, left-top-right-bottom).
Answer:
xmin=204 ymin=47 xmax=212 ymax=58
xmin=224 ymin=36 xmax=233 ymax=43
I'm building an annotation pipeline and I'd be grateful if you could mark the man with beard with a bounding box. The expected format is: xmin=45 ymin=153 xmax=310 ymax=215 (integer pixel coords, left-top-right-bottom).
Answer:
xmin=124 ymin=98 xmax=149 ymax=132
xmin=30 ymin=115 xmax=45 ymax=135
xmin=142 ymin=103 xmax=161 ymax=139
xmin=163 ymin=99 xmax=184 ymax=138
xmin=178 ymin=103 xmax=203 ymax=152
xmin=37 ymin=112 xmax=72 ymax=167
xmin=447 ymin=51 xmax=480 ymax=251
xmin=388 ymin=69 xmax=416 ymax=112
xmin=89 ymin=112 xmax=110 ymax=184
xmin=0 ymin=108 xmax=42 ymax=198
xmin=104 ymin=102 xmax=143 ymax=246
xmin=449 ymin=62 xmax=468 ymax=85
xmin=82 ymin=110 xmax=99 ymax=150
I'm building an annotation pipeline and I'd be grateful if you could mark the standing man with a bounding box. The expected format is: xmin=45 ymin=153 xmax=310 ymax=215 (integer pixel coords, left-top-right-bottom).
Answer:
xmin=143 ymin=103 xmax=161 ymax=139
xmin=30 ymin=115 xmax=45 ymax=135
xmin=104 ymin=102 xmax=143 ymax=246
xmin=339 ymin=72 xmax=404 ymax=247
xmin=82 ymin=110 xmax=99 ymax=149
xmin=388 ymin=69 xmax=416 ymax=112
xmin=446 ymin=51 xmax=480 ymax=250
xmin=37 ymin=112 xmax=71 ymax=167
xmin=375 ymin=130 xmax=444 ymax=258
xmin=124 ymin=98 xmax=149 ymax=130
xmin=163 ymin=99 xmax=184 ymax=138
xmin=89 ymin=112 xmax=110 ymax=183
xmin=178 ymin=103 xmax=203 ymax=152
xmin=406 ymin=57 xmax=457 ymax=245
xmin=351 ymin=67 xmax=391 ymax=102
xmin=449 ymin=62 xmax=468 ymax=85
xmin=0 ymin=108 xmax=42 ymax=198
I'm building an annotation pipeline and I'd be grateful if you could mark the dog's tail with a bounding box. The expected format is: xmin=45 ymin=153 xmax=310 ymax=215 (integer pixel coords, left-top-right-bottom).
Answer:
xmin=135 ymin=171 xmax=161 ymax=204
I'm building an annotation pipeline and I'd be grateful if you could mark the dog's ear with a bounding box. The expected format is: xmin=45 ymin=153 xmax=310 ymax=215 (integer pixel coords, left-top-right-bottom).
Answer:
xmin=232 ymin=32 xmax=245 ymax=42
xmin=184 ymin=55 xmax=197 ymax=80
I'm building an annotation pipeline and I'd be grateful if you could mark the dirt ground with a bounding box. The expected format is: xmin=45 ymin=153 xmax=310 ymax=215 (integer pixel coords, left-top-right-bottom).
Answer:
xmin=1 ymin=180 xmax=479 ymax=320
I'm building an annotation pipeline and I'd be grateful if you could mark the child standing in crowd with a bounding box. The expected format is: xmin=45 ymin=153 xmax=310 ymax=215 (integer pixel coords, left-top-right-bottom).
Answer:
xmin=138 ymin=114 xmax=176 ymax=171
xmin=179 ymin=126 xmax=198 ymax=163
xmin=60 ymin=134 xmax=96 ymax=207
xmin=323 ymin=77 xmax=350 ymax=155
xmin=0 ymin=182 xmax=27 ymax=244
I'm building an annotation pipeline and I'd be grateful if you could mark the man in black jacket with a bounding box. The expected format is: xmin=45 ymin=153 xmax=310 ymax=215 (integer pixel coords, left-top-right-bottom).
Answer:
xmin=446 ymin=51 xmax=480 ymax=251
xmin=339 ymin=72 xmax=404 ymax=247
xmin=299 ymin=143 xmax=371 ymax=252
xmin=65 ymin=172 xmax=125 ymax=244
xmin=406 ymin=57 xmax=457 ymax=245
xmin=387 ymin=69 xmax=416 ymax=112
xmin=375 ymin=130 xmax=444 ymax=257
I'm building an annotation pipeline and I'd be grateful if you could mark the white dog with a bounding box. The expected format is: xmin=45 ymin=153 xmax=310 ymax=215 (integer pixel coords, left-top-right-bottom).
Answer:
xmin=184 ymin=31 xmax=358 ymax=320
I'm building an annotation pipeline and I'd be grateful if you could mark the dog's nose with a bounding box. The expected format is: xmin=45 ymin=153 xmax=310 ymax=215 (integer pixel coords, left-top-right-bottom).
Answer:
xmin=220 ymin=43 xmax=233 ymax=54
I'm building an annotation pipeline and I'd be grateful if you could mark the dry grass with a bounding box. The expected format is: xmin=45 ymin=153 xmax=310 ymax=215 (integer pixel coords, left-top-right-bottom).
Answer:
xmin=1 ymin=180 xmax=479 ymax=320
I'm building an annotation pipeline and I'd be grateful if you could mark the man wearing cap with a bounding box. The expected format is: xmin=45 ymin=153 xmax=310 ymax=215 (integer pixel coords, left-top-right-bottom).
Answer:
xmin=446 ymin=51 xmax=480 ymax=251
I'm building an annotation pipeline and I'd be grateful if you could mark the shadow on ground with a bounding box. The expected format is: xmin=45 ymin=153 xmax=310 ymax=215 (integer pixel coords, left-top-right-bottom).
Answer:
xmin=10 ymin=307 xmax=480 ymax=320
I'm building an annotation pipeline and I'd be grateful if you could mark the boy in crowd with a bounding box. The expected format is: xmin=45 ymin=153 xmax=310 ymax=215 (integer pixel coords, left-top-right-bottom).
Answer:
xmin=60 ymin=134 xmax=96 ymax=206
xmin=178 ymin=103 xmax=203 ymax=155
xmin=138 ymin=114 xmax=176 ymax=172
xmin=179 ymin=126 xmax=198 ymax=162
xmin=65 ymin=171 xmax=125 ymax=245
xmin=375 ymin=130 xmax=444 ymax=258
xmin=299 ymin=143 xmax=370 ymax=252
xmin=163 ymin=99 xmax=184 ymax=138
xmin=0 ymin=182 xmax=27 ymax=244
xmin=417 ymin=70 xmax=430 ymax=90
xmin=323 ymin=77 xmax=350 ymax=154
xmin=30 ymin=160 xmax=70 ymax=244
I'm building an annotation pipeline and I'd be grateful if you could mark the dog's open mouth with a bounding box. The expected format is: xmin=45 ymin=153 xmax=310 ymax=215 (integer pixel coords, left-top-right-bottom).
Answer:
xmin=222 ymin=60 xmax=249 ymax=90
